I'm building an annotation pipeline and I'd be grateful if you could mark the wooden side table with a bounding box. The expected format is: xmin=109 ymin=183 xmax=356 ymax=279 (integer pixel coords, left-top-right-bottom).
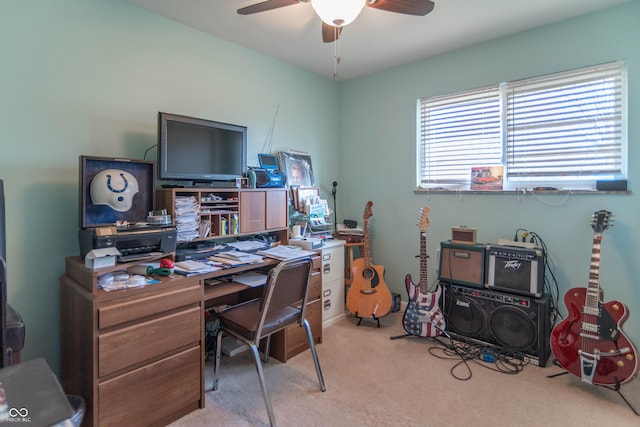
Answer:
xmin=344 ymin=242 xmax=364 ymax=291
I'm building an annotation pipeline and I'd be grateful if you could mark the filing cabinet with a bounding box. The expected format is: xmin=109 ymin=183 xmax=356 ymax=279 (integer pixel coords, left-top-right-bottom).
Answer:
xmin=320 ymin=240 xmax=345 ymax=328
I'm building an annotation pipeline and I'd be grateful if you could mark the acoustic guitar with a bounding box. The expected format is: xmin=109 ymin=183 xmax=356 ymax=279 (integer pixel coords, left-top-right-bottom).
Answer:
xmin=346 ymin=201 xmax=392 ymax=323
xmin=402 ymin=207 xmax=445 ymax=337
xmin=550 ymin=210 xmax=638 ymax=386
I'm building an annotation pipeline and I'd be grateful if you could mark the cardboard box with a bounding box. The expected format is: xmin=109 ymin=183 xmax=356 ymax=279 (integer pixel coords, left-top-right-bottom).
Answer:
xmin=85 ymin=248 xmax=120 ymax=269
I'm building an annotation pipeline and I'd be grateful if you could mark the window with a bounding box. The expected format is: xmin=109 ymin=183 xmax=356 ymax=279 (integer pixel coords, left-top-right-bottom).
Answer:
xmin=417 ymin=61 xmax=627 ymax=190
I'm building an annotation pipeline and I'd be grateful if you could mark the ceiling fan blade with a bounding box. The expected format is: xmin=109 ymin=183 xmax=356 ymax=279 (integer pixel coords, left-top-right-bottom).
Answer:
xmin=322 ymin=22 xmax=342 ymax=43
xmin=366 ymin=0 xmax=435 ymax=16
xmin=238 ymin=0 xmax=303 ymax=15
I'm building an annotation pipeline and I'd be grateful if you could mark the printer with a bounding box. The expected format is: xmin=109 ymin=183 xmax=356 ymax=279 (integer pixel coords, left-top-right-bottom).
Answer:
xmin=79 ymin=225 xmax=177 ymax=261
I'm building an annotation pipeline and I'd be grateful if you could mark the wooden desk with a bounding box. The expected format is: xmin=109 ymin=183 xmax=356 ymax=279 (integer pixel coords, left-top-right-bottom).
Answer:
xmin=60 ymin=254 xmax=321 ymax=427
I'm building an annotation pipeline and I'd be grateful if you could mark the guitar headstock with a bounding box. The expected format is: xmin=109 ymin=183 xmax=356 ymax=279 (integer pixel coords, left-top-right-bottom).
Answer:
xmin=591 ymin=210 xmax=613 ymax=234
xmin=363 ymin=201 xmax=373 ymax=220
xmin=418 ymin=206 xmax=431 ymax=231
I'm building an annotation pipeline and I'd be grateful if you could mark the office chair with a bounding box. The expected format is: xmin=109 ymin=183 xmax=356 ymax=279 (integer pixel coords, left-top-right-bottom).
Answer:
xmin=213 ymin=257 xmax=325 ymax=426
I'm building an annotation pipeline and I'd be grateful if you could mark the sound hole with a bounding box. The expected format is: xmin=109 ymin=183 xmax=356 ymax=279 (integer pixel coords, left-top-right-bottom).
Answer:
xmin=362 ymin=268 xmax=374 ymax=280
xmin=489 ymin=306 xmax=536 ymax=351
xmin=447 ymin=294 xmax=485 ymax=336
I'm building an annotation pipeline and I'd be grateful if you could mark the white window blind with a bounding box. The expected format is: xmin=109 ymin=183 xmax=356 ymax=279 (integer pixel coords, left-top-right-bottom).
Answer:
xmin=417 ymin=61 xmax=626 ymax=189
xmin=505 ymin=62 xmax=625 ymax=181
xmin=418 ymin=86 xmax=501 ymax=184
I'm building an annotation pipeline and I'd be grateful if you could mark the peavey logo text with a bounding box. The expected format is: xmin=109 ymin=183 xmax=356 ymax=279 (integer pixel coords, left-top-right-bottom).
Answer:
xmin=503 ymin=260 xmax=522 ymax=270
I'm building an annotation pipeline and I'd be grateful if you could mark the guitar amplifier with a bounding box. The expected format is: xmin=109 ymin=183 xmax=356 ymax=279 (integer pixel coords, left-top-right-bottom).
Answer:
xmin=438 ymin=241 xmax=486 ymax=288
xmin=485 ymin=244 xmax=545 ymax=297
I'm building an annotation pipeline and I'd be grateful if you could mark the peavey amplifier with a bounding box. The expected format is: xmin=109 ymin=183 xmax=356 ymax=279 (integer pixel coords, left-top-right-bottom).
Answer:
xmin=439 ymin=241 xmax=486 ymax=288
xmin=485 ymin=244 xmax=544 ymax=297
xmin=442 ymin=283 xmax=551 ymax=367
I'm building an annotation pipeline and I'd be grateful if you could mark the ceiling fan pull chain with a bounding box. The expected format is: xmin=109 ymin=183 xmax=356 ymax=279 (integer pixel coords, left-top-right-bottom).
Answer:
xmin=333 ymin=26 xmax=341 ymax=80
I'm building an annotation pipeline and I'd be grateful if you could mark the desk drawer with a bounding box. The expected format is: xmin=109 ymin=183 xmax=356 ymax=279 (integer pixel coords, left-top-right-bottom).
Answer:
xmin=98 ymin=346 xmax=201 ymax=427
xmin=98 ymin=305 xmax=201 ymax=377
xmin=285 ymin=299 xmax=321 ymax=358
xmin=269 ymin=298 xmax=321 ymax=362
xmin=309 ymin=270 xmax=321 ymax=301
xmin=322 ymin=279 xmax=345 ymax=327
xmin=98 ymin=283 xmax=201 ymax=329
xmin=322 ymin=247 xmax=344 ymax=284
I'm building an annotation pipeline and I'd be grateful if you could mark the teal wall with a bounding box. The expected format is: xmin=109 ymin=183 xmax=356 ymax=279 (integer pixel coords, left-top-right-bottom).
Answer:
xmin=0 ymin=0 xmax=340 ymax=370
xmin=339 ymin=2 xmax=640 ymax=346
xmin=1 ymin=0 xmax=639 ymax=373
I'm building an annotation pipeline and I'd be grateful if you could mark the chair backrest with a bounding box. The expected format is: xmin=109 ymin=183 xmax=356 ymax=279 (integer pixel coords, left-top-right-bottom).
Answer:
xmin=255 ymin=257 xmax=313 ymax=338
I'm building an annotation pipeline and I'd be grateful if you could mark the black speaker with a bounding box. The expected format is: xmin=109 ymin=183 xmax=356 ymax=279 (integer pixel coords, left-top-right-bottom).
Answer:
xmin=442 ymin=283 xmax=551 ymax=366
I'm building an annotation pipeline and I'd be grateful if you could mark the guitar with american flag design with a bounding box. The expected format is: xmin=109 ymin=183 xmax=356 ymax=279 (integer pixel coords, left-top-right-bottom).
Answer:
xmin=402 ymin=207 xmax=445 ymax=337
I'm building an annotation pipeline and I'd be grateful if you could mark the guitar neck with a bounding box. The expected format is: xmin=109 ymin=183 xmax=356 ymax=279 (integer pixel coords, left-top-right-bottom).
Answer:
xmin=585 ymin=233 xmax=602 ymax=313
xmin=363 ymin=218 xmax=372 ymax=269
xmin=419 ymin=231 xmax=429 ymax=293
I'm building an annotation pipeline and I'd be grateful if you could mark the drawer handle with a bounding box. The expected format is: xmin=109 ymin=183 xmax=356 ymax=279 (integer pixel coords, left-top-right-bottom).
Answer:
xmin=323 ymin=264 xmax=331 ymax=274
xmin=323 ymin=299 xmax=332 ymax=310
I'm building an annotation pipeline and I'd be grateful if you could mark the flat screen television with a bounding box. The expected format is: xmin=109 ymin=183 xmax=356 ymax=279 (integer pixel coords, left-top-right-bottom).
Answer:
xmin=158 ymin=112 xmax=247 ymax=185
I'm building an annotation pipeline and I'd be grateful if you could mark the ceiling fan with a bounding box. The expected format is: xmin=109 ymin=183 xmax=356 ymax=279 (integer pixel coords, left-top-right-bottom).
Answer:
xmin=238 ymin=0 xmax=436 ymax=43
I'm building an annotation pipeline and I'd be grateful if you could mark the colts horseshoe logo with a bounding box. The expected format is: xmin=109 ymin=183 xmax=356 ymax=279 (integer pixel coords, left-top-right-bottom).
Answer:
xmin=90 ymin=169 xmax=140 ymax=212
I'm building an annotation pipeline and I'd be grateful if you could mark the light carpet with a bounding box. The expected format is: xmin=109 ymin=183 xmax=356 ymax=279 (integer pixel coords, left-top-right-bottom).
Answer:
xmin=169 ymin=312 xmax=640 ymax=427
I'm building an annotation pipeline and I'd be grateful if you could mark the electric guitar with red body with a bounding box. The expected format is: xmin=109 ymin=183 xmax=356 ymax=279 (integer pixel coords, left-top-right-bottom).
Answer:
xmin=550 ymin=210 xmax=638 ymax=386
xmin=346 ymin=201 xmax=392 ymax=323
xmin=402 ymin=207 xmax=445 ymax=337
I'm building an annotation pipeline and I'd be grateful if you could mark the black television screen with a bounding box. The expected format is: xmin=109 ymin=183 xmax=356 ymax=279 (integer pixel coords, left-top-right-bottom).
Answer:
xmin=158 ymin=112 xmax=247 ymax=184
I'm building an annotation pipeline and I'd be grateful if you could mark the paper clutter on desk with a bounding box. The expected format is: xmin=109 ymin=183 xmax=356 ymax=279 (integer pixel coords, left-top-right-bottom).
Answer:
xmin=85 ymin=248 xmax=120 ymax=269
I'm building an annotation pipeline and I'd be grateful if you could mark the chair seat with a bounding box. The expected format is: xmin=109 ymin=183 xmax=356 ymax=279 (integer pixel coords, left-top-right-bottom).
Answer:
xmin=219 ymin=298 xmax=301 ymax=339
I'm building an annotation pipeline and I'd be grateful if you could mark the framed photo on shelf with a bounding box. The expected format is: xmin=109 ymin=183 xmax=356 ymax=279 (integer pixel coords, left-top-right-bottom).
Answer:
xmin=292 ymin=187 xmax=320 ymax=213
xmin=279 ymin=151 xmax=314 ymax=187
xmin=470 ymin=165 xmax=504 ymax=190
xmin=79 ymin=155 xmax=155 ymax=228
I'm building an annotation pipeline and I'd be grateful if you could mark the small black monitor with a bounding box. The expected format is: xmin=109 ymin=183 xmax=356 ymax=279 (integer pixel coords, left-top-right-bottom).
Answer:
xmin=258 ymin=153 xmax=279 ymax=171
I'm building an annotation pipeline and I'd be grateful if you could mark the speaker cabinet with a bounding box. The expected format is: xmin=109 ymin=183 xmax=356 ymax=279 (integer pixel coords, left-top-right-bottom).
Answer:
xmin=442 ymin=283 xmax=551 ymax=366
xmin=439 ymin=241 xmax=485 ymax=288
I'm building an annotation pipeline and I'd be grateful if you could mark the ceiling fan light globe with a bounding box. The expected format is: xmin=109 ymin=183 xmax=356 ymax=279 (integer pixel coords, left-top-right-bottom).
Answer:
xmin=311 ymin=0 xmax=366 ymax=27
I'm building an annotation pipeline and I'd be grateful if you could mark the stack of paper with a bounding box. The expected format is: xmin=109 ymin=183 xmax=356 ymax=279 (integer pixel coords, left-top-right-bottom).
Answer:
xmin=174 ymin=259 xmax=219 ymax=276
xmin=257 ymin=245 xmax=317 ymax=261
xmin=226 ymin=240 xmax=270 ymax=251
xmin=232 ymin=272 xmax=268 ymax=287
xmin=175 ymin=196 xmax=200 ymax=241
xmin=213 ymin=251 xmax=264 ymax=264
xmin=336 ymin=223 xmax=364 ymax=236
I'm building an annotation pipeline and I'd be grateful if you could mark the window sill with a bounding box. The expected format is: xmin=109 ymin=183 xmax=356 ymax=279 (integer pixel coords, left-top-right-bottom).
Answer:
xmin=415 ymin=188 xmax=631 ymax=195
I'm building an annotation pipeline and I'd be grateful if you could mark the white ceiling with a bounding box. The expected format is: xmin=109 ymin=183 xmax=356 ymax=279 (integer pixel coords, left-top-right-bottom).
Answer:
xmin=124 ymin=0 xmax=628 ymax=81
